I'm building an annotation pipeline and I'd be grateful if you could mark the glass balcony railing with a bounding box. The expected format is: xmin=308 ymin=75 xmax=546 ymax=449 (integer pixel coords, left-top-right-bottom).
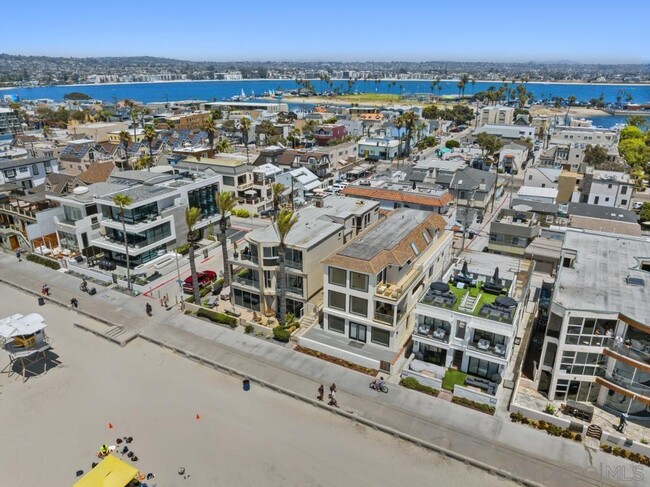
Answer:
xmin=233 ymin=276 xmax=260 ymax=289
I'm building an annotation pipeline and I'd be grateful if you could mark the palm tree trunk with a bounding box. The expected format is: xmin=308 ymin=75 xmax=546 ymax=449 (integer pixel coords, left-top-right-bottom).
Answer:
xmin=277 ymin=244 xmax=287 ymax=325
xmin=148 ymin=140 xmax=153 ymax=171
xmin=188 ymin=240 xmax=201 ymax=304
xmin=219 ymin=219 xmax=231 ymax=287
xmin=121 ymin=216 xmax=131 ymax=291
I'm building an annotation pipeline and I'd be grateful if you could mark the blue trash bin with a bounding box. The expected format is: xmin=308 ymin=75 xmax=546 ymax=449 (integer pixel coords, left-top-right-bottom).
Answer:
xmin=38 ymin=297 xmax=45 ymax=306
xmin=243 ymin=379 xmax=250 ymax=391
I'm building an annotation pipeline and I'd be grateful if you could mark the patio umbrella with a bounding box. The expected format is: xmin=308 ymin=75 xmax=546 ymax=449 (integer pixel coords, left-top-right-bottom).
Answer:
xmin=244 ymin=189 xmax=257 ymax=196
xmin=492 ymin=266 xmax=500 ymax=283
xmin=495 ymin=296 xmax=517 ymax=309
xmin=430 ymin=282 xmax=450 ymax=293
xmin=461 ymin=261 xmax=468 ymax=276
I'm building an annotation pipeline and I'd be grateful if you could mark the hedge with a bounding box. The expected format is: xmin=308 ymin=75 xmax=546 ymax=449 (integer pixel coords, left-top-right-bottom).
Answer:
xmin=26 ymin=253 xmax=61 ymax=270
xmin=196 ymin=308 xmax=237 ymax=328
xmin=399 ymin=376 xmax=439 ymax=396
xmin=185 ymin=277 xmax=224 ymax=303
xmin=272 ymin=326 xmax=291 ymax=342
xmin=452 ymin=396 xmax=495 ymax=415
xmin=231 ymin=208 xmax=251 ymax=218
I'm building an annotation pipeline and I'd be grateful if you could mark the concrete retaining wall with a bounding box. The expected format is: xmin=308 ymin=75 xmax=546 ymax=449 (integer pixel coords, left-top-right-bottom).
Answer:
xmin=67 ymin=262 xmax=113 ymax=284
xmin=400 ymin=368 xmax=443 ymax=390
xmin=510 ymin=403 xmax=573 ymax=430
xmin=601 ymin=432 xmax=650 ymax=457
xmin=297 ymin=336 xmax=379 ymax=371
xmin=454 ymin=384 xmax=498 ymax=407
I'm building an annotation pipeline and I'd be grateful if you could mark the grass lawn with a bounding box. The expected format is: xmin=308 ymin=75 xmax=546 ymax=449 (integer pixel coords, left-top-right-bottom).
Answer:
xmin=442 ymin=369 xmax=468 ymax=391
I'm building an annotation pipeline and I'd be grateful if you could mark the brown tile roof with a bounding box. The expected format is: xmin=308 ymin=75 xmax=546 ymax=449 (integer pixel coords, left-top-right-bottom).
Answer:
xmin=76 ymin=161 xmax=115 ymax=184
xmin=342 ymin=186 xmax=453 ymax=207
xmin=323 ymin=210 xmax=447 ymax=274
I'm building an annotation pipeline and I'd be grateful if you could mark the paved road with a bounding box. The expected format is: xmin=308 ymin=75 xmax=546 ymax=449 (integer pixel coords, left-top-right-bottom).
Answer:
xmin=0 ymin=253 xmax=646 ymax=487
xmin=0 ymin=284 xmax=515 ymax=487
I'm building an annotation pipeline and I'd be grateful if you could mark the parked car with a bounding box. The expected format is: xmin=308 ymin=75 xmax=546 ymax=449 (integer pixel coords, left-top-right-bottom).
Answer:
xmin=183 ymin=270 xmax=217 ymax=293
xmin=260 ymin=208 xmax=277 ymax=218
xmin=634 ymin=202 xmax=644 ymax=210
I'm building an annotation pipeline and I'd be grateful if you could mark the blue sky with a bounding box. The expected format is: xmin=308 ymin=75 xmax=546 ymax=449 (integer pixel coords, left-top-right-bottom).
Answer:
xmin=2 ymin=0 xmax=648 ymax=63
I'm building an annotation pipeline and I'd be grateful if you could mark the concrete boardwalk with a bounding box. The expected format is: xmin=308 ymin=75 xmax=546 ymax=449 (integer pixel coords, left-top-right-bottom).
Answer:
xmin=1 ymin=253 xmax=646 ymax=487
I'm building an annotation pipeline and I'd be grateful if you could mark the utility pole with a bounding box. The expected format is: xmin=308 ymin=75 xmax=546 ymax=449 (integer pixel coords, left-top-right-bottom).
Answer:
xmin=290 ymin=173 xmax=295 ymax=212
xmin=461 ymin=185 xmax=478 ymax=255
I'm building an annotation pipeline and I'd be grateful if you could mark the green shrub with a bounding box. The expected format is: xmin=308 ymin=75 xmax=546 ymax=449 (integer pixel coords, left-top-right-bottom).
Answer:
xmin=244 ymin=324 xmax=254 ymax=334
xmin=451 ymin=396 xmax=495 ymax=414
xmin=544 ymin=404 xmax=556 ymax=415
xmin=574 ymin=434 xmax=582 ymax=442
xmin=445 ymin=139 xmax=460 ymax=149
xmin=176 ymin=243 xmax=191 ymax=255
xmin=26 ymin=253 xmax=61 ymax=270
xmin=399 ymin=376 xmax=439 ymax=396
xmin=641 ymin=438 xmax=648 ymax=445
xmin=232 ymin=208 xmax=251 ymax=218
xmin=184 ymin=285 xmax=213 ymax=303
xmin=273 ymin=326 xmax=291 ymax=342
xmin=196 ymin=308 xmax=237 ymax=328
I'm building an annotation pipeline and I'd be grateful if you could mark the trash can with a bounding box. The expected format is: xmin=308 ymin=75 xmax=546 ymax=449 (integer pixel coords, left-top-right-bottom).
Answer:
xmin=242 ymin=379 xmax=250 ymax=392
xmin=38 ymin=297 xmax=45 ymax=306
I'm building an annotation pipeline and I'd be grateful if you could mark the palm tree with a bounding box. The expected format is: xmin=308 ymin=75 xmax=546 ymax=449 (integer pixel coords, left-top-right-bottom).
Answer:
xmin=143 ymin=124 xmax=156 ymax=170
xmin=165 ymin=119 xmax=175 ymax=131
xmin=118 ymin=130 xmax=130 ymax=170
xmin=112 ymin=194 xmax=134 ymax=292
xmin=275 ymin=208 xmax=299 ymax=325
xmin=401 ymin=111 xmax=419 ymax=157
xmin=214 ymin=137 xmax=232 ymax=153
xmin=185 ymin=207 xmax=202 ymax=305
xmin=202 ymin=116 xmax=217 ymax=150
xmin=42 ymin=124 xmax=52 ymax=140
xmin=135 ymin=154 xmax=153 ymax=170
xmin=393 ymin=116 xmax=404 ymax=164
xmin=271 ymin=182 xmax=287 ymax=219
xmin=216 ymin=192 xmax=238 ymax=289
xmin=239 ymin=117 xmax=251 ymax=163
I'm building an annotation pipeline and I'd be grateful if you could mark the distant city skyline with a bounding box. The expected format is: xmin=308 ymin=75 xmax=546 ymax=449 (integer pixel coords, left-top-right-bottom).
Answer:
xmin=2 ymin=0 xmax=649 ymax=63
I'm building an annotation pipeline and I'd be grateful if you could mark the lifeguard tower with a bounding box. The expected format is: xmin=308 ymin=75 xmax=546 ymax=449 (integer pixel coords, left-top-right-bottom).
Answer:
xmin=0 ymin=313 xmax=53 ymax=380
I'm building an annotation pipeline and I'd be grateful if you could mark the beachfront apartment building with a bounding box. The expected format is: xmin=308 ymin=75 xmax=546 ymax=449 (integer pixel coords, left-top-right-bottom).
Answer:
xmin=48 ymin=169 xmax=222 ymax=266
xmin=229 ymin=196 xmax=379 ymax=317
xmin=412 ymin=253 xmax=532 ymax=388
xmin=536 ymin=230 xmax=650 ymax=421
xmin=306 ymin=209 xmax=453 ymax=372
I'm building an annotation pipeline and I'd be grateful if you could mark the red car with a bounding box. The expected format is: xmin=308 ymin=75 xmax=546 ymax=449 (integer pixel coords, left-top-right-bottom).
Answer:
xmin=183 ymin=270 xmax=217 ymax=293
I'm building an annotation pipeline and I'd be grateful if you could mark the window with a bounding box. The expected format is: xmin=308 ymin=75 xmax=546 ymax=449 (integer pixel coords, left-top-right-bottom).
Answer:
xmin=222 ymin=176 xmax=235 ymax=187
xmin=349 ymin=322 xmax=367 ymax=342
xmin=350 ymin=272 xmax=368 ymax=292
xmin=621 ymin=186 xmax=628 ymax=195
xmin=349 ymin=296 xmax=368 ymax=316
xmin=422 ymin=231 xmax=430 ymax=243
xmin=410 ymin=242 xmax=420 ymax=255
xmin=32 ymin=164 xmax=39 ymax=175
xmin=327 ymin=315 xmax=345 ymax=334
xmin=328 ymin=291 xmax=346 ymax=311
xmin=621 ymin=199 xmax=627 ymax=206
xmin=233 ymin=289 xmax=260 ymax=311
xmin=490 ymin=233 xmax=504 ymax=243
xmin=372 ymin=327 xmax=390 ymax=347
xmin=607 ymin=184 xmax=612 ymax=189
xmin=328 ymin=267 xmax=347 ymax=286
xmin=467 ymin=357 xmax=500 ymax=380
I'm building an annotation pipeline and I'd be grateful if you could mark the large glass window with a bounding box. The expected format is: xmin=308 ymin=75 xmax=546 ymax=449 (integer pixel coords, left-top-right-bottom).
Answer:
xmin=284 ymin=248 xmax=303 ymax=270
xmin=350 ymin=272 xmax=368 ymax=292
xmin=328 ymin=267 xmax=346 ymax=286
xmin=234 ymin=289 xmax=260 ymax=311
xmin=63 ymin=205 xmax=83 ymax=222
xmin=467 ymin=357 xmax=500 ymax=380
xmin=372 ymin=327 xmax=390 ymax=347
xmin=188 ymin=183 xmax=218 ymax=217
xmin=327 ymin=315 xmax=345 ymax=334
xmin=287 ymin=275 xmax=303 ymax=295
xmin=58 ymin=231 xmax=79 ymax=252
xmin=222 ymin=176 xmax=235 ymax=187
xmin=349 ymin=322 xmax=367 ymax=342
xmin=349 ymin=296 xmax=368 ymax=316
xmin=328 ymin=291 xmax=346 ymax=311
xmin=102 ymin=201 xmax=159 ymax=224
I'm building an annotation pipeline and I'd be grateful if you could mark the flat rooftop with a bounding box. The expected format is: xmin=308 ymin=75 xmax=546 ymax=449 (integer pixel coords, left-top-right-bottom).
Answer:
xmin=554 ymin=230 xmax=650 ymax=327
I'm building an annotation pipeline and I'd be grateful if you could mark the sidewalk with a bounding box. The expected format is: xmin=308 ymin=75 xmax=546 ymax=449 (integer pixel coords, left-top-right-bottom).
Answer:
xmin=1 ymin=252 xmax=645 ymax=487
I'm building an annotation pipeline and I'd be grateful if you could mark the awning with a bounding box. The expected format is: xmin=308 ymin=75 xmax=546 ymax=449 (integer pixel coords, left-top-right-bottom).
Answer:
xmin=73 ymin=455 xmax=138 ymax=487
xmin=244 ymin=189 xmax=257 ymax=196
xmin=0 ymin=313 xmax=46 ymax=338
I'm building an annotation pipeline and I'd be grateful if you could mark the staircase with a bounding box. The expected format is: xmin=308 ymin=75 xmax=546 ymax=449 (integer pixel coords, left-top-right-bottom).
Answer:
xmin=459 ymin=293 xmax=478 ymax=313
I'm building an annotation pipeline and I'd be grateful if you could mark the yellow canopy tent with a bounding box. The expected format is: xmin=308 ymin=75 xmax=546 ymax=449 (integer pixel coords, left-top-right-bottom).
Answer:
xmin=73 ymin=454 xmax=138 ymax=487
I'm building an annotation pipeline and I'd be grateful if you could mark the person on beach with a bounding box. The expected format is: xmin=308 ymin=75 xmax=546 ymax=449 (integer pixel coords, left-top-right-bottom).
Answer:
xmin=317 ymin=384 xmax=324 ymax=401
xmin=42 ymin=284 xmax=50 ymax=296
xmin=146 ymin=302 xmax=153 ymax=316
xmin=330 ymin=383 xmax=336 ymax=394
xmin=16 ymin=250 xmax=21 ymax=261
xmin=70 ymin=298 xmax=78 ymax=309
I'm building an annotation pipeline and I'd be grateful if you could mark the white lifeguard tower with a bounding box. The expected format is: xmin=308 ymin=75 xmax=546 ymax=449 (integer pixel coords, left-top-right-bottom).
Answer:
xmin=0 ymin=313 xmax=53 ymax=381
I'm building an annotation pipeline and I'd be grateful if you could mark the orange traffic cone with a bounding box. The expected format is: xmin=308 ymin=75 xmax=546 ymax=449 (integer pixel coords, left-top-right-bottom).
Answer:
xmin=195 ymin=414 xmax=200 ymax=420
xmin=108 ymin=423 xmax=114 ymax=429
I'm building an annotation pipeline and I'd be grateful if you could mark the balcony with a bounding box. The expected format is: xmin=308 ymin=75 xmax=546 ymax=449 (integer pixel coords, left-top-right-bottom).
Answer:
xmin=0 ymin=202 xmax=38 ymax=222
xmin=605 ymin=339 xmax=650 ymax=366
xmin=375 ymin=268 xmax=420 ymax=301
xmin=232 ymin=275 xmax=260 ymax=289
xmin=230 ymin=250 xmax=259 ymax=266
xmin=285 ymin=259 xmax=303 ymax=271
xmin=467 ymin=341 xmax=508 ymax=360
xmin=287 ymin=285 xmax=303 ymax=296
xmin=414 ymin=322 xmax=450 ymax=344
xmin=91 ymin=233 xmax=174 ymax=255
xmin=101 ymin=214 xmax=168 ymax=232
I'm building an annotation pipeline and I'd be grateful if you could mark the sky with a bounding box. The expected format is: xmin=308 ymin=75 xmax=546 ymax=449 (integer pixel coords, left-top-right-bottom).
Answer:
xmin=2 ymin=0 xmax=649 ymax=63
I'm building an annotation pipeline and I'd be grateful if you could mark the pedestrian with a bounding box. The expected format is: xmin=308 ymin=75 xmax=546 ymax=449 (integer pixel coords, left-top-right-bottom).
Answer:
xmin=70 ymin=297 xmax=79 ymax=309
xmin=617 ymin=413 xmax=628 ymax=432
xmin=328 ymin=390 xmax=338 ymax=408
xmin=145 ymin=302 xmax=153 ymax=317
xmin=330 ymin=383 xmax=337 ymax=394
xmin=317 ymin=384 xmax=324 ymax=401
xmin=42 ymin=284 xmax=50 ymax=296
xmin=15 ymin=249 xmax=21 ymax=262
xmin=163 ymin=295 xmax=169 ymax=309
